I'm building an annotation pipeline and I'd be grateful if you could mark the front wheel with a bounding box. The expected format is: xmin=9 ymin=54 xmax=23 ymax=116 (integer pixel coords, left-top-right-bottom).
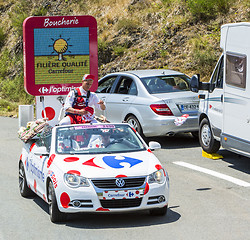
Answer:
xmin=19 ymin=161 xmax=35 ymax=198
xmin=199 ymin=118 xmax=220 ymax=153
xmin=48 ymin=181 xmax=67 ymax=223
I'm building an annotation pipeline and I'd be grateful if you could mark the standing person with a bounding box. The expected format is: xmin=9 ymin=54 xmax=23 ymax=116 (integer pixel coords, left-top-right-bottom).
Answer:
xmin=59 ymin=74 xmax=106 ymax=125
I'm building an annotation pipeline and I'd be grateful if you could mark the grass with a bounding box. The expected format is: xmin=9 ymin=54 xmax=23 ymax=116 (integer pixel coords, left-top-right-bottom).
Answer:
xmin=186 ymin=0 xmax=232 ymax=21
xmin=0 ymin=98 xmax=19 ymax=117
xmin=188 ymin=34 xmax=220 ymax=80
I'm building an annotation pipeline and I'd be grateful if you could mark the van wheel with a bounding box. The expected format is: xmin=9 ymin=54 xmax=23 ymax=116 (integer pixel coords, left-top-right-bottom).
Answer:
xmin=19 ymin=161 xmax=35 ymax=198
xmin=199 ymin=118 xmax=220 ymax=153
xmin=48 ymin=181 xmax=67 ymax=223
xmin=126 ymin=115 xmax=144 ymax=137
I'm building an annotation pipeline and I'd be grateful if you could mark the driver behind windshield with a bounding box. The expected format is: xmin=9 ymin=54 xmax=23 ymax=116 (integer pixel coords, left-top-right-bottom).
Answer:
xmin=88 ymin=129 xmax=112 ymax=148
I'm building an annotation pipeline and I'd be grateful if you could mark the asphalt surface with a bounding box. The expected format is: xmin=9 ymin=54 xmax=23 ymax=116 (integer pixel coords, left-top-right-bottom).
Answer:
xmin=0 ymin=116 xmax=250 ymax=240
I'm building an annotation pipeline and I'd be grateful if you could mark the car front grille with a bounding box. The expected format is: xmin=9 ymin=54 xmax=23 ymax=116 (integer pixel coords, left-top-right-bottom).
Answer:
xmin=91 ymin=177 xmax=146 ymax=189
xmin=100 ymin=198 xmax=142 ymax=209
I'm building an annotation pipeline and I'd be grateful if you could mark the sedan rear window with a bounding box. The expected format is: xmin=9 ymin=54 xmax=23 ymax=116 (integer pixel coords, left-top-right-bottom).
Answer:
xmin=141 ymin=75 xmax=190 ymax=94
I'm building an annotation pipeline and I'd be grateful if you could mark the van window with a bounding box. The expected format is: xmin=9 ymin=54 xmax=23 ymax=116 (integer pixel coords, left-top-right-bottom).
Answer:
xmin=211 ymin=55 xmax=223 ymax=89
xmin=226 ymin=53 xmax=246 ymax=89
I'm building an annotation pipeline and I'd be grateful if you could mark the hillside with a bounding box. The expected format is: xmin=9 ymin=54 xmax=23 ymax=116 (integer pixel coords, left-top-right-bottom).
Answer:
xmin=0 ymin=0 xmax=249 ymax=116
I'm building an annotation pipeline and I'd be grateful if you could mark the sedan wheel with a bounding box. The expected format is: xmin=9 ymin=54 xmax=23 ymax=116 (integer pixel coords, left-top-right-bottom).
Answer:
xmin=199 ymin=118 xmax=220 ymax=153
xmin=48 ymin=181 xmax=66 ymax=223
xmin=126 ymin=115 xmax=143 ymax=136
xmin=19 ymin=161 xmax=35 ymax=197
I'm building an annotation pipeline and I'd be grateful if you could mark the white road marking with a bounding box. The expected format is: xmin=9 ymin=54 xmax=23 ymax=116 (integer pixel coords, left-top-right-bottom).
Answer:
xmin=173 ymin=161 xmax=250 ymax=187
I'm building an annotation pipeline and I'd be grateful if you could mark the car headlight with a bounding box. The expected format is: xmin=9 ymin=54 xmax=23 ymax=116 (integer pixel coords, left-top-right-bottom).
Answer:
xmin=64 ymin=173 xmax=90 ymax=188
xmin=148 ymin=168 xmax=165 ymax=184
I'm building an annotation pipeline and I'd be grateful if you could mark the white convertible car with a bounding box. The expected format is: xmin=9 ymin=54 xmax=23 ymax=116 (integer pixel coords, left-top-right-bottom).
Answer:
xmin=19 ymin=123 xmax=169 ymax=222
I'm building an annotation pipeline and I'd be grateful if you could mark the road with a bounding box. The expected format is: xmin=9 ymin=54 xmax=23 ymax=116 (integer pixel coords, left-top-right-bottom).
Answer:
xmin=0 ymin=116 xmax=250 ymax=240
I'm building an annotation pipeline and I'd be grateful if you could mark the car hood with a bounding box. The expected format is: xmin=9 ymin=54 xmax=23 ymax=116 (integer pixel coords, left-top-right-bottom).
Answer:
xmin=52 ymin=150 xmax=162 ymax=178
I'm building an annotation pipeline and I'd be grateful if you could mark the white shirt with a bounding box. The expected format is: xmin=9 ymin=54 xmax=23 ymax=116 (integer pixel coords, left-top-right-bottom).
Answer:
xmin=88 ymin=136 xmax=105 ymax=148
xmin=64 ymin=86 xmax=102 ymax=111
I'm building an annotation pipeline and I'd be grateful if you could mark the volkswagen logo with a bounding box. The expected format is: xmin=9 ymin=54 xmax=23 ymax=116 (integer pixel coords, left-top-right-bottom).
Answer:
xmin=115 ymin=178 xmax=125 ymax=188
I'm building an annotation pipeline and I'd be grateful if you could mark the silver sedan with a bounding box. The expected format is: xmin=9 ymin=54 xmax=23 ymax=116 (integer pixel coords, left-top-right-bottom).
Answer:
xmin=95 ymin=69 xmax=199 ymax=137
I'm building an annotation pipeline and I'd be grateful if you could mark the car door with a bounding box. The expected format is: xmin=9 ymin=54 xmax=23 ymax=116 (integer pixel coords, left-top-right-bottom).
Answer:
xmin=26 ymin=129 xmax=51 ymax=197
xmin=204 ymin=55 xmax=224 ymax=138
xmin=104 ymin=76 xmax=138 ymax=122
xmin=95 ymin=75 xmax=118 ymax=118
xmin=27 ymin=141 xmax=48 ymax=197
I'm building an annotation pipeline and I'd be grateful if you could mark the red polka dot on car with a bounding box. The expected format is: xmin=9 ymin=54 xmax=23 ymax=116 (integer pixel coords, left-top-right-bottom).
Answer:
xmin=60 ymin=192 xmax=70 ymax=208
xmin=115 ymin=175 xmax=127 ymax=178
xmin=47 ymin=154 xmax=56 ymax=168
xmin=155 ymin=164 xmax=166 ymax=176
xmin=41 ymin=107 xmax=55 ymax=121
xmin=144 ymin=182 xmax=149 ymax=195
xmin=30 ymin=143 xmax=35 ymax=152
xmin=155 ymin=164 xmax=162 ymax=170
xmin=96 ymin=207 xmax=110 ymax=211
xmin=34 ymin=179 xmax=37 ymax=192
xmin=64 ymin=157 xmax=80 ymax=162
xmin=67 ymin=170 xmax=81 ymax=176
xmin=43 ymin=194 xmax=46 ymax=201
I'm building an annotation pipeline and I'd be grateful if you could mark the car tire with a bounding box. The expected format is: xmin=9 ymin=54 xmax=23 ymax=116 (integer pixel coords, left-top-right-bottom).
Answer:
xmin=48 ymin=181 xmax=67 ymax=223
xmin=126 ymin=115 xmax=144 ymax=137
xmin=19 ymin=161 xmax=35 ymax=198
xmin=199 ymin=118 xmax=220 ymax=153
xmin=149 ymin=205 xmax=168 ymax=216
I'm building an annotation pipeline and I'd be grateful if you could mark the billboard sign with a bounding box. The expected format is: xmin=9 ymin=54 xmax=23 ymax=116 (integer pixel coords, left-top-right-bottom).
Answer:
xmin=23 ymin=16 xmax=98 ymax=96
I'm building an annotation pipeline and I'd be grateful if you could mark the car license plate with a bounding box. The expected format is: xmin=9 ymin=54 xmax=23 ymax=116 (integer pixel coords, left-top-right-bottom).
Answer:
xmin=180 ymin=104 xmax=199 ymax=112
xmin=102 ymin=190 xmax=141 ymax=200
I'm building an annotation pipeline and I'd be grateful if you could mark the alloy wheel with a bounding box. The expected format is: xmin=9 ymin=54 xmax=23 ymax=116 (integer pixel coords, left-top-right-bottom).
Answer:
xmin=201 ymin=124 xmax=211 ymax=147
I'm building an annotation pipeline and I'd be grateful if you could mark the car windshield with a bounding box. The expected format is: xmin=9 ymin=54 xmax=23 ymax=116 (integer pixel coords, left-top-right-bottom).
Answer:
xmin=141 ymin=75 xmax=190 ymax=94
xmin=55 ymin=124 xmax=146 ymax=154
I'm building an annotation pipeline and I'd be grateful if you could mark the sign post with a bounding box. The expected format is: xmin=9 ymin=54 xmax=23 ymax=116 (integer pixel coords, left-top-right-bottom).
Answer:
xmin=23 ymin=15 xmax=98 ymax=96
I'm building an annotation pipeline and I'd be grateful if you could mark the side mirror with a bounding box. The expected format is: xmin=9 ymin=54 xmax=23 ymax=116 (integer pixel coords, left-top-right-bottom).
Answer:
xmin=190 ymin=74 xmax=200 ymax=93
xmin=149 ymin=141 xmax=161 ymax=151
xmin=190 ymin=74 xmax=213 ymax=93
xmin=33 ymin=146 xmax=49 ymax=156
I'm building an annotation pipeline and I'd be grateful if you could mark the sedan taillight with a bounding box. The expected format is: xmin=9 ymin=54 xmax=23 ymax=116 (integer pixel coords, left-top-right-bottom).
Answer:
xmin=150 ymin=104 xmax=173 ymax=116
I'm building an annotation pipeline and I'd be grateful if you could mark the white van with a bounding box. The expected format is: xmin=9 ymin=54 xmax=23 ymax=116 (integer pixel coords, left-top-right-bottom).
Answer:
xmin=190 ymin=22 xmax=250 ymax=157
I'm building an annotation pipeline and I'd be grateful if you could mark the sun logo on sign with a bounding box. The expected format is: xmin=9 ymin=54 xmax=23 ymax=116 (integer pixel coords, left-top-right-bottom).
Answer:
xmin=49 ymin=35 xmax=72 ymax=61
